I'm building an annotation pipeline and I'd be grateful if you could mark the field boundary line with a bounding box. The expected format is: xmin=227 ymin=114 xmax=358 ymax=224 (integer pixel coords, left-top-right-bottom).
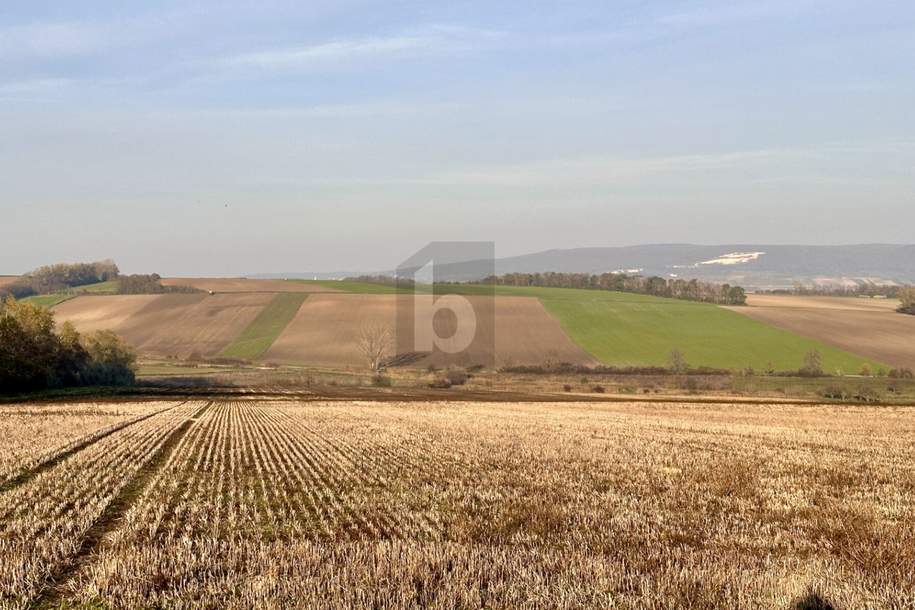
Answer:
xmin=0 ymin=400 xmax=189 ymax=494
xmin=31 ymin=401 xmax=212 ymax=609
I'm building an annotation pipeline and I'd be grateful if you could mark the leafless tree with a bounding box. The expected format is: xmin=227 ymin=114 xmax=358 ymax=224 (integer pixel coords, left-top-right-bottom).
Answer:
xmin=668 ymin=348 xmax=688 ymax=373
xmin=357 ymin=323 xmax=393 ymax=371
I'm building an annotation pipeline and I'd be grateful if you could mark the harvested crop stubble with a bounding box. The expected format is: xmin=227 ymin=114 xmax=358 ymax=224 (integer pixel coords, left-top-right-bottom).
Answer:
xmin=0 ymin=402 xmax=166 ymax=486
xmin=49 ymin=400 xmax=915 ymax=609
xmin=0 ymin=401 xmax=201 ymax=608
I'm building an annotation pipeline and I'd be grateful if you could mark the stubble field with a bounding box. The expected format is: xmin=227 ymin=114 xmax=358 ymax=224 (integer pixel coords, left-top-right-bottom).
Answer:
xmin=1 ymin=398 xmax=913 ymax=609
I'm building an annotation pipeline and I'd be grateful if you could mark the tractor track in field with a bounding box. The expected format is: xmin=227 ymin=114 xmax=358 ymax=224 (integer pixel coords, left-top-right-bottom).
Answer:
xmin=0 ymin=401 xmax=189 ymax=495
xmin=30 ymin=401 xmax=212 ymax=609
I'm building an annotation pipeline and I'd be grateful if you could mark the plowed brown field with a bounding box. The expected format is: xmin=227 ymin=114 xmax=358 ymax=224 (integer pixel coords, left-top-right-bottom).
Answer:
xmin=263 ymin=294 xmax=596 ymax=368
xmin=54 ymin=293 xmax=274 ymax=358
xmin=729 ymin=295 xmax=915 ymax=370
xmin=162 ymin=278 xmax=334 ymax=293
xmin=0 ymin=276 xmax=20 ymax=288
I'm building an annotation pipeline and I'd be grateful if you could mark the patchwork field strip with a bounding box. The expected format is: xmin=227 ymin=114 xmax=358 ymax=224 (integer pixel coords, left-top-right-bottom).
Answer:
xmin=219 ymin=293 xmax=308 ymax=360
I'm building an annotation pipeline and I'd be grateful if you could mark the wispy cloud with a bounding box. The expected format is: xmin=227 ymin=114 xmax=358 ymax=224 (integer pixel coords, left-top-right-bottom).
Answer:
xmin=214 ymin=25 xmax=506 ymax=71
xmin=0 ymin=22 xmax=102 ymax=60
xmin=408 ymin=141 xmax=915 ymax=188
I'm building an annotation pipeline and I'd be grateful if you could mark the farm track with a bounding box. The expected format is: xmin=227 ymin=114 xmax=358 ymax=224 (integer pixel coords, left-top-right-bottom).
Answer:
xmin=0 ymin=401 xmax=187 ymax=494
xmin=31 ymin=402 xmax=212 ymax=609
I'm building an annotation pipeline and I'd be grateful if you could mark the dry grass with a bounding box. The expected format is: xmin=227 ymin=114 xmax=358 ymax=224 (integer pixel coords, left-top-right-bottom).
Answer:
xmin=1 ymin=399 xmax=914 ymax=609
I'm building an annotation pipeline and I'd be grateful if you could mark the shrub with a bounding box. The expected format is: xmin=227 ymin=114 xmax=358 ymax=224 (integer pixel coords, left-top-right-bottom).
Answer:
xmin=821 ymin=386 xmax=850 ymax=400
xmin=445 ymin=368 xmax=468 ymax=386
xmin=853 ymin=387 xmax=882 ymax=403
xmin=591 ymin=385 xmax=606 ymax=393
xmin=429 ymin=377 xmax=452 ymax=389
xmin=859 ymin=364 xmax=872 ymax=377
xmin=563 ymin=384 xmax=573 ymax=392
xmin=888 ymin=368 xmax=914 ymax=379
xmin=371 ymin=373 xmax=392 ymax=388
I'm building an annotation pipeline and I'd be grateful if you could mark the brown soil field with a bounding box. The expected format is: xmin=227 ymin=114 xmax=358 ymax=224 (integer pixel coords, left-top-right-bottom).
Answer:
xmin=54 ymin=293 xmax=274 ymax=358
xmin=746 ymin=294 xmax=902 ymax=311
xmin=731 ymin=294 xmax=915 ymax=370
xmin=264 ymin=294 xmax=597 ymax=368
xmin=0 ymin=276 xmax=20 ymax=288
xmin=1 ymin=399 xmax=913 ymax=608
xmin=162 ymin=277 xmax=335 ymax=293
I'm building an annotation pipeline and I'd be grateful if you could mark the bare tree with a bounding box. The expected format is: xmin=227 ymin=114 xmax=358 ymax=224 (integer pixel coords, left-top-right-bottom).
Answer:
xmin=667 ymin=348 xmax=688 ymax=373
xmin=357 ymin=323 xmax=392 ymax=371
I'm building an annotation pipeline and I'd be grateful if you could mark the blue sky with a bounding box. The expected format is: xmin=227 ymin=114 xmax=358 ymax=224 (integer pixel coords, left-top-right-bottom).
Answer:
xmin=1 ymin=0 xmax=913 ymax=275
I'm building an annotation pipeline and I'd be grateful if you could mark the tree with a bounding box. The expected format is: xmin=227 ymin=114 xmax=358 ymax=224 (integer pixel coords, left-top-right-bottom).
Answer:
xmin=0 ymin=296 xmax=136 ymax=393
xmin=899 ymin=287 xmax=915 ymax=315
xmin=357 ymin=323 xmax=393 ymax=371
xmin=80 ymin=330 xmax=137 ymax=386
xmin=800 ymin=350 xmax=824 ymax=377
xmin=668 ymin=348 xmax=688 ymax=373
xmin=0 ymin=297 xmax=60 ymax=392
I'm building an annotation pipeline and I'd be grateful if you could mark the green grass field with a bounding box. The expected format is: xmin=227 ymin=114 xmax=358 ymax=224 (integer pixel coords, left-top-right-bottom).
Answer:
xmin=22 ymin=293 xmax=75 ymax=308
xmin=527 ymin=288 xmax=882 ymax=372
xmin=77 ymin=280 xmax=120 ymax=294
xmin=219 ymin=293 xmax=308 ymax=360
xmin=20 ymin=280 xmax=119 ymax=309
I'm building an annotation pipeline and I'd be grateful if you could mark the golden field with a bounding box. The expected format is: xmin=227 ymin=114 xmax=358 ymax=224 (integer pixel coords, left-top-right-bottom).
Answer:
xmin=0 ymin=398 xmax=913 ymax=609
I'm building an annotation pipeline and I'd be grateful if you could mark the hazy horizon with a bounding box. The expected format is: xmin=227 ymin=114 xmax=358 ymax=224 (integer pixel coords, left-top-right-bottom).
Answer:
xmin=3 ymin=1 xmax=914 ymax=276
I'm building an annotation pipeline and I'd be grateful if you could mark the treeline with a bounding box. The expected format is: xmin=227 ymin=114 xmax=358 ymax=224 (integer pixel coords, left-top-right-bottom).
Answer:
xmin=117 ymin=274 xmax=199 ymax=295
xmin=768 ymin=282 xmax=911 ymax=299
xmin=345 ymin=273 xmax=747 ymax=305
xmin=0 ymin=297 xmax=136 ymax=393
xmin=480 ymin=272 xmax=747 ymax=305
xmin=0 ymin=260 xmax=119 ymax=299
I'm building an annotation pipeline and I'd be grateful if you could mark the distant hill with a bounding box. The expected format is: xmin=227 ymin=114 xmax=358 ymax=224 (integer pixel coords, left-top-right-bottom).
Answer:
xmin=490 ymin=244 xmax=915 ymax=289
xmin=256 ymin=244 xmax=915 ymax=289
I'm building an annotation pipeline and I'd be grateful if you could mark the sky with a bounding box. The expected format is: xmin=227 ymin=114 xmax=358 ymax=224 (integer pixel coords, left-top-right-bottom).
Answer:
xmin=1 ymin=0 xmax=914 ymax=275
